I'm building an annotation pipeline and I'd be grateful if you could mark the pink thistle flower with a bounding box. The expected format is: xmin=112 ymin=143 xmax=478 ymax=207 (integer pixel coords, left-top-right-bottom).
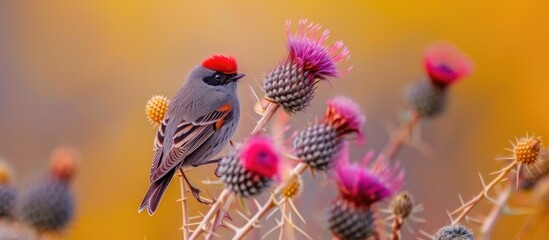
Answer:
xmin=264 ymin=19 xmax=351 ymax=113
xmin=325 ymin=96 xmax=366 ymax=144
xmin=333 ymin=143 xmax=404 ymax=208
xmin=286 ymin=19 xmax=350 ymax=80
xmin=423 ymin=42 xmax=474 ymax=86
xmin=240 ymin=136 xmax=280 ymax=178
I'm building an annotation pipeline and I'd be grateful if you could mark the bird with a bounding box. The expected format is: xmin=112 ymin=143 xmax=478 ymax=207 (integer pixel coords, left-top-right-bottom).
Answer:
xmin=139 ymin=55 xmax=244 ymax=215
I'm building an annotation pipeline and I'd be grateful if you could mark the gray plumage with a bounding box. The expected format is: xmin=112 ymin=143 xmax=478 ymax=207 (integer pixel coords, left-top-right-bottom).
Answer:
xmin=139 ymin=64 xmax=243 ymax=215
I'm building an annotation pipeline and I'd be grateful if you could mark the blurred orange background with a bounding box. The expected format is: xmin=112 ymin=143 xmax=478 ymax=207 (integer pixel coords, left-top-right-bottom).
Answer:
xmin=1 ymin=0 xmax=548 ymax=239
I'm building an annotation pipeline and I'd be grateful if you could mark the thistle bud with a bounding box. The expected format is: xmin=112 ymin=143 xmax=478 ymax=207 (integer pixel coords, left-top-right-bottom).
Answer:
xmin=327 ymin=199 xmax=377 ymax=240
xmin=145 ymin=95 xmax=169 ymax=125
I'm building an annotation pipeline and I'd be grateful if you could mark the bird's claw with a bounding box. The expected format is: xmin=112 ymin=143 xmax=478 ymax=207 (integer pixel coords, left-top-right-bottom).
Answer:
xmin=190 ymin=186 xmax=214 ymax=205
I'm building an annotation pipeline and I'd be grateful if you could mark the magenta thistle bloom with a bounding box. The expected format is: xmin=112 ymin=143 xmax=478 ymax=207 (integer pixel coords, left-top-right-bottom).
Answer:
xmin=333 ymin=143 xmax=404 ymax=208
xmin=240 ymin=136 xmax=280 ymax=178
xmin=286 ymin=19 xmax=350 ymax=80
xmin=325 ymin=96 xmax=366 ymax=144
xmin=264 ymin=19 xmax=350 ymax=113
xmin=423 ymin=42 xmax=473 ymax=86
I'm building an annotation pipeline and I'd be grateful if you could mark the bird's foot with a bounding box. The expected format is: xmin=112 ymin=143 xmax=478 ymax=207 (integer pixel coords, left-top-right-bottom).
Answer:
xmin=189 ymin=185 xmax=214 ymax=205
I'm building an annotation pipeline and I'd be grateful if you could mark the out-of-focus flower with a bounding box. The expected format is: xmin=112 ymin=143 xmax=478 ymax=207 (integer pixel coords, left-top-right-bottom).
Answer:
xmin=19 ymin=147 xmax=79 ymax=233
xmin=145 ymin=95 xmax=169 ymax=125
xmin=391 ymin=191 xmax=414 ymax=220
xmin=282 ymin=175 xmax=303 ymax=199
xmin=423 ymin=43 xmax=473 ymax=86
xmin=328 ymin=199 xmax=377 ymax=240
xmin=333 ymin=143 xmax=404 ymax=208
xmin=434 ymin=224 xmax=474 ymax=240
xmin=407 ymin=42 xmax=473 ymax=118
xmin=49 ymin=146 xmax=80 ymax=183
xmin=264 ymin=19 xmax=350 ymax=113
xmin=406 ymin=80 xmax=447 ymax=117
xmin=218 ymin=136 xmax=280 ymax=197
xmin=0 ymin=161 xmax=17 ymax=219
xmin=293 ymin=96 xmax=365 ymax=170
xmin=19 ymin=180 xmax=75 ymax=233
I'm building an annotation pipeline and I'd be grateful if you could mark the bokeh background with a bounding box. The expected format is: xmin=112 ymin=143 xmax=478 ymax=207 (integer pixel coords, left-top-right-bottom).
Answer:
xmin=1 ymin=1 xmax=548 ymax=239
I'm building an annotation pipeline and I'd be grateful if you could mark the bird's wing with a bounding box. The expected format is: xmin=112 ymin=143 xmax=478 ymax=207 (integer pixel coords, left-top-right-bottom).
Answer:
xmin=149 ymin=118 xmax=168 ymax=180
xmin=150 ymin=104 xmax=232 ymax=182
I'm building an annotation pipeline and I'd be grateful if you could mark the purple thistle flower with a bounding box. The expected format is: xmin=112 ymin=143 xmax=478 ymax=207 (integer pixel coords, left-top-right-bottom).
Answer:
xmin=240 ymin=135 xmax=280 ymax=178
xmin=264 ymin=19 xmax=350 ymax=113
xmin=423 ymin=42 xmax=473 ymax=86
xmin=333 ymin=143 xmax=404 ymax=208
xmin=286 ymin=19 xmax=350 ymax=80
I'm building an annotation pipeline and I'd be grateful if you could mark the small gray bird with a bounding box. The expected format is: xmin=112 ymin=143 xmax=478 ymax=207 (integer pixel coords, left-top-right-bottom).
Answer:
xmin=139 ymin=55 xmax=244 ymax=215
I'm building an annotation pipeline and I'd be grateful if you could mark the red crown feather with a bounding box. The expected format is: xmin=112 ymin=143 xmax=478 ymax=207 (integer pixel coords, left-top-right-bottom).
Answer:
xmin=202 ymin=55 xmax=238 ymax=74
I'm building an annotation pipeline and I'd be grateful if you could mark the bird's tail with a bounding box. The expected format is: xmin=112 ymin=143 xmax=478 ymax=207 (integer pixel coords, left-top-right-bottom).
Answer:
xmin=138 ymin=169 xmax=175 ymax=215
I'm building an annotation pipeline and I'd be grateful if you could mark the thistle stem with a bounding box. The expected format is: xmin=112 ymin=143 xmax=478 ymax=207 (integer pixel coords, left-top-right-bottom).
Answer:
xmin=480 ymin=184 xmax=513 ymax=240
xmin=450 ymin=161 xmax=518 ymax=225
xmin=188 ymin=189 xmax=232 ymax=240
xmin=232 ymin=162 xmax=308 ymax=240
xmin=252 ymin=101 xmax=280 ymax=135
xmin=178 ymin=173 xmax=190 ymax=240
xmin=391 ymin=217 xmax=403 ymax=240
xmin=378 ymin=110 xmax=421 ymax=163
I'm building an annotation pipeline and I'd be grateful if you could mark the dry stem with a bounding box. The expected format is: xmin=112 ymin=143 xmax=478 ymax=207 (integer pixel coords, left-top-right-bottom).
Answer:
xmin=450 ymin=161 xmax=518 ymax=225
xmin=178 ymin=173 xmax=190 ymax=239
xmin=391 ymin=217 xmax=403 ymax=240
xmin=480 ymin=184 xmax=513 ymax=239
xmin=232 ymin=162 xmax=308 ymax=240
xmin=378 ymin=110 xmax=421 ymax=164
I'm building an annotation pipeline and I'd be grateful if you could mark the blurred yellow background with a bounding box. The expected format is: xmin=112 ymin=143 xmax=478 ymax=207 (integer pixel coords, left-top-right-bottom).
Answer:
xmin=1 ymin=0 xmax=548 ymax=239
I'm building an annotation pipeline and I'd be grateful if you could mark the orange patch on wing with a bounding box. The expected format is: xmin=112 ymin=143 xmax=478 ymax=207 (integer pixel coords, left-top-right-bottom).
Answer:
xmin=218 ymin=104 xmax=231 ymax=111
xmin=215 ymin=118 xmax=225 ymax=129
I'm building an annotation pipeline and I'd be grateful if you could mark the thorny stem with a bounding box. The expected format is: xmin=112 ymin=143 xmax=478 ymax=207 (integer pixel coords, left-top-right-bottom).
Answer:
xmin=378 ymin=110 xmax=421 ymax=164
xmin=233 ymin=198 xmax=277 ymax=240
xmin=480 ymin=184 xmax=513 ymax=240
xmin=178 ymin=173 xmax=190 ymax=240
xmin=189 ymin=189 xmax=232 ymax=240
xmin=391 ymin=217 xmax=403 ymax=240
xmin=206 ymin=194 xmax=234 ymax=240
xmin=189 ymin=99 xmax=281 ymax=240
xmin=232 ymin=162 xmax=309 ymax=240
xmin=450 ymin=161 xmax=518 ymax=225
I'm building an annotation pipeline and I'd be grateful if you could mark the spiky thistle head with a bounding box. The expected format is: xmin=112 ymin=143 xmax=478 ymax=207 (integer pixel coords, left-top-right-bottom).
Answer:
xmin=333 ymin=143 xmax=404 ymax=208
xmin=423 ymin=42 xmax=473 ymax=87
xmin=391 ymin=191 xmax=414 ymax=219
xmin=327 ymin=199 xmax=377 ymax=240
xmin=325 ymin=96 xmax=366 ymax=144
xmin=263 ymin=19 xmax=350 ymax=113
xmin=145 ymin=95 xmax=169 ymax=125
xmin=282 ymin=175 xmax=304 ymax=199
xmin=434 ymin=224 xmax=474 ymax=240
xmin=406 ymin=80 xmax=447 ymax=118
xmin=512 ymin=135 xmax=543 ymax=166
xmin=218 ymin=136 xmax=280 ymax=197
xmin=49 ymin=146 xmax=80 ymax=183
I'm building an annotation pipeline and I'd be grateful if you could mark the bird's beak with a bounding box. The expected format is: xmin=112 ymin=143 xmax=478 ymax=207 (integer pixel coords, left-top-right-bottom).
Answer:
xmin=229 ymin=73 xmax=245 ymax=82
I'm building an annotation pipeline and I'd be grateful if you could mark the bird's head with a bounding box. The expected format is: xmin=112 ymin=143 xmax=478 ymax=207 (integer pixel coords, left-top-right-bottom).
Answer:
xmin=187 ymin=55 xmax=245 ymax=91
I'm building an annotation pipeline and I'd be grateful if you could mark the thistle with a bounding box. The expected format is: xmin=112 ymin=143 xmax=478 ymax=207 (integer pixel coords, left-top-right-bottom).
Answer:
xmin=263 ymin=19 xmax=350 ymax=113
xmin=293 ymin=96 xmax=365 ymax=170
xmin=434 ymin=224 xmax=474 ymax=240
xmin=0 ymin=162 xmax=16 ymax=219
xmin=19 ymin=147 xmax=79 ymax=233
xmin=327 ymin=143 xmax=403 ymax=240
xmin=328 ymin=199 xmax=377 ymax=240
xmin=145 ymin=95 xmax=169 ymax=125
xmin=218 ymin=136 xmax=280 ymax=197
xmin=407 ymin=43 xmax=473 ymax=118
xmin=333 ymin=143 xmax=403 ymax=208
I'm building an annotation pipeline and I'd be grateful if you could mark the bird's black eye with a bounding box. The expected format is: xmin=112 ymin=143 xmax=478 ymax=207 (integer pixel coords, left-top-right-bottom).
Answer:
xmin=214 ymin=73 xmax=223 ymax=80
